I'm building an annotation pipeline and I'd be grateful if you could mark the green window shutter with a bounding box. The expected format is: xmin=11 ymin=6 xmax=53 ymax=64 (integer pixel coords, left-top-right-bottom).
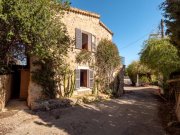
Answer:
xmin=75 ymin=28 xmax=82 ymax=49
xmin=75 ymin=69 xmax=80 ymax=90
xmin=88 ymin=70 xmax=94 ymax=88
xmin=88 ymin=33 xmax=92 ymax=51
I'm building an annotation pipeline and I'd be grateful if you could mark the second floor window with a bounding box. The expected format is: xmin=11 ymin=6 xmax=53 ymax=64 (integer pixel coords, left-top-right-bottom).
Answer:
xmin=82 ymin=33 xmax=88 ymax=50
xmin=75 ymin=28 xmax=96 ymax=52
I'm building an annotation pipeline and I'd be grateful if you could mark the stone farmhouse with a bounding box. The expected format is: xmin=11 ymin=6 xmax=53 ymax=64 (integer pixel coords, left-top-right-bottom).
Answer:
xmin=61 ymin=7 xmax=114 ymax=94
xmin=0 ymin=7 xmax=123 ymax=110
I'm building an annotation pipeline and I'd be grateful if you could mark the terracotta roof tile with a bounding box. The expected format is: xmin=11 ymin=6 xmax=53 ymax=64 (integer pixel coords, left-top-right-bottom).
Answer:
xmin=66 ymin=7 xmax=113 ymax=35
xmin=99 ymin=21 xmax=113 ymax=35
xmin=68 ymin=7 xmax=100 ymax=18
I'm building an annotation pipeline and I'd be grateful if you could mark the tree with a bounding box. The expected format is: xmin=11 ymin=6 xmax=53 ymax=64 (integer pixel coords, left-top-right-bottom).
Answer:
xmin=161 ymin=0 xmax=180 ymax=54
xmin=140 ymin=38 xmax=180 ymax=82
xmin=0 ymin=0 xmax=70 ymax=65
xmin=95 ymin=39 xmax=121 ymax=92
xmin=0 ymin=0 xmax=71 ymax=98
xmin=127 ymin=61 xmax=153 ymax=86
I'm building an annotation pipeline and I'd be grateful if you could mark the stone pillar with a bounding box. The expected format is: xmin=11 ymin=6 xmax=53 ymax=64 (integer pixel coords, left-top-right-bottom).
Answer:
xmin=115 ymin=65 xmax=125 ymax=97
xmin=136 ymin=74 xmax=139 ymax=87
xmin=28 ymin=57 xmax=43 ymax=108
xmin=0 ymin=75 xmax=12 ymax=111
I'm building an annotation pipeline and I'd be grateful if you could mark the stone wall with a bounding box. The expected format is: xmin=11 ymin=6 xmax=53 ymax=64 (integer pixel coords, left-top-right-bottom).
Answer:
xmin=168 ymin=78 xmax=180 ymax=121
xmin=112 ymin=66 xmax=125 ymax=97
xmin=27 ymin=8 xmax=115 ymax=106
xmin=61 ymin=8 xmax=113 ymax=70
xmin=0 ymin=75 xmax=12 ymax=111
xmin=173 ymin=80 xmax=180 ymax=121
xmin=118 ymin=66 xmax=125 ymax=96
xmin=28 ymin=57 xmax=43 ymax=108
xmin=176 ymin=93 xmax=180 ymax=121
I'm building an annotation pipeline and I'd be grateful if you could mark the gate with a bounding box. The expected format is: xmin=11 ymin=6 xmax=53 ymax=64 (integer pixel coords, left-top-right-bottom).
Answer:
xmin=11 ymin=65 xmax=30 ymax=100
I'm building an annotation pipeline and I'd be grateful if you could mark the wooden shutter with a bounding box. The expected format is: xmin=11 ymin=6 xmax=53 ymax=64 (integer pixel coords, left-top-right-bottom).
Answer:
xmin=75 ymin=28 xmax=82 ymax=49
xmin=75 ymin=69 xmax=80 ymax=89
xmin=88 ymin=70 xmax=94 ymax=88
xmin=88 ymin=33 xmax=92 ymax=51
xmin=92 ymin=35 xmax=96 ymax=52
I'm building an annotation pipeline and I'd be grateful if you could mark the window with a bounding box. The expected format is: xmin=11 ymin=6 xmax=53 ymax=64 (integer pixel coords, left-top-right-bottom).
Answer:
xmin=75 ymin=28 xmax=96 ymax=52
xmin=80 ymin=70 xmax=87 ymax=87
xmin=82 ymin=33 xmax=88 ymax=50
xmin=75 ymin=69 xmax=94 ymax=90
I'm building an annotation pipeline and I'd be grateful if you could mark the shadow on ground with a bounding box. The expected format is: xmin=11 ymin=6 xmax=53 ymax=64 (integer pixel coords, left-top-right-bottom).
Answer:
xmin=0 ymin=99 xmax=28 ymax=119
xmin=157 ymin=98 xmax=180 ymax=135
xmin=0 ymin=87 xmax=169 ymax=135
xmin=28 ymin=87 xmax=165 ymax=135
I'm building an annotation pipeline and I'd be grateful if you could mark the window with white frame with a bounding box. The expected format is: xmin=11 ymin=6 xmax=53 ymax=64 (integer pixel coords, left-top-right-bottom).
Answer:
xmin=75 ymin=69 xmax=94 ymax=90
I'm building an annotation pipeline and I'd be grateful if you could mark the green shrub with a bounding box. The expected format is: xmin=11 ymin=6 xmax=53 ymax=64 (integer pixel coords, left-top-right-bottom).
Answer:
xmin=95 ymin=39 xmax=121 ymax=93
xmin=140 ymin=76 xmax=150 ymax=84
xmin=32 ymin=58 xmax=57 ymax=99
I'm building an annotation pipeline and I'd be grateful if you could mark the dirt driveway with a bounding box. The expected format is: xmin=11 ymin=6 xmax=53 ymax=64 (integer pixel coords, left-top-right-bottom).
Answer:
xmin=0 ymin=87 xmax=166 ymax=135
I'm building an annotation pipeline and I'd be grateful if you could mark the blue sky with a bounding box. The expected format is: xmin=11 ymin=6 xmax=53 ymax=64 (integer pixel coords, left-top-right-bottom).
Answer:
xmin=70 ymin=0 xmax=164 ymax=65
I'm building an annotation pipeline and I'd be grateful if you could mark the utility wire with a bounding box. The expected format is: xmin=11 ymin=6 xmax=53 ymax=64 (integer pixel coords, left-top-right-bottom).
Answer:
xmin=119 ymin=23 xmax=159 ymax=50
xmin=119 ymin=33 xmax=150 ymax=50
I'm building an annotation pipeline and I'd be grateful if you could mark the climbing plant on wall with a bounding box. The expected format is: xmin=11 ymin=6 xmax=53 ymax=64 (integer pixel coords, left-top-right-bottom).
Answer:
xmin=0 ymin=0 xmax=72 ymax=98
xmin=0 ymin=0 xmax=70 ymax=63
xmin=31 ymin=19 xmax=71 ymax=98
xmin=76 ymin=50 xmax=93 ymax=65
xmin=95 ymin=39 xmax=121 ymax=94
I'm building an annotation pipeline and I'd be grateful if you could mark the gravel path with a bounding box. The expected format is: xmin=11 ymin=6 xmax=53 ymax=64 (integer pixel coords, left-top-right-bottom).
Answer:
xmin=0 ymin=87 xmax=166 ymax=135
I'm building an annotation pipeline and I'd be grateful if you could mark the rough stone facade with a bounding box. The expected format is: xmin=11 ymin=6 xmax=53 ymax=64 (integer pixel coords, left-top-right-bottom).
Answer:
xmin=116 ymin=66 xmax=125 ymax=96
xmin=61 ymin=8 xmax=114 ymax=94
xmin=61 ymin=7 xmax=113 ymax=70
xmin=28 ymin=57 xmax=43 ymax=108
xmin=0 ymin=8 xmax=124 ymax=110
xmin=28 ymin=8 xmax=124 ymax=107
xmin=0 ymin=75 xmax=12 ymax=111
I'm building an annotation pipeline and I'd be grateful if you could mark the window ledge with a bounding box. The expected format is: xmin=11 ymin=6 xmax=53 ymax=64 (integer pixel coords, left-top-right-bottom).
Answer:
xmin=76 ymin=87 xmax=92 ymax=91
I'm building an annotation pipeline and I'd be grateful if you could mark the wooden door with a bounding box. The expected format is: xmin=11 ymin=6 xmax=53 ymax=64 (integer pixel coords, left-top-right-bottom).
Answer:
xmin=20 ymin=69 xmax=30 ymax=100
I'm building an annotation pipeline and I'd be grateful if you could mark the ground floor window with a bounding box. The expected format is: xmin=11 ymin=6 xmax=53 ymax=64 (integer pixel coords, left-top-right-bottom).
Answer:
xmin=80 ymin=70 xmax=88 ymax=87
xmin=75 ymin=69 xmax=94 ymax=90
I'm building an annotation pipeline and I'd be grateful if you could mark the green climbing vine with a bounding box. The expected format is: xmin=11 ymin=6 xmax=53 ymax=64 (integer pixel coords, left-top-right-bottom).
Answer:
xmin=95 ymin=39 xmax=121 ymax=95
xmin=76 ymin=49 xmax=93 ymax=64
xmin=32 ymin=58 xmax=57 ymax=99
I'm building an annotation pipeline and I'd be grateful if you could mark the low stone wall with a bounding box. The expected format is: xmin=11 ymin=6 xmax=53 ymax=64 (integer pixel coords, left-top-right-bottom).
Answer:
xmin=176 ymin=94 xmax=180 ymax=121
xmin=168 ymin=78 xmax=180 ymax=121
xmin=73 ymin=89 xmax=92 ymax=96
xmin=0 ymin=75 xmax=12 ymax=111
xmin=174 ymin=80 xmax=180 ymax=121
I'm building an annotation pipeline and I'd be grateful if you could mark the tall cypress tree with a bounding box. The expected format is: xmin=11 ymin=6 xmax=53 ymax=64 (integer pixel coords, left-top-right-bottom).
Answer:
xmin=161 ymin=0 xmax=180 ymax=53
